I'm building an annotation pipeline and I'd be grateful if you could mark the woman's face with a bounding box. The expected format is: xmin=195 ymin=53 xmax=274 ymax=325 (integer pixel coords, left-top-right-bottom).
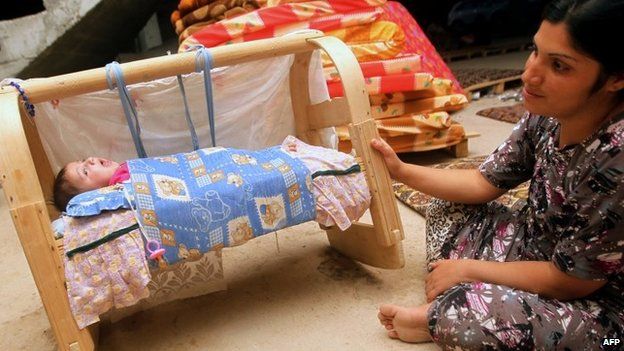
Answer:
xmin=521 ymin=21 xmax=604 ymax=119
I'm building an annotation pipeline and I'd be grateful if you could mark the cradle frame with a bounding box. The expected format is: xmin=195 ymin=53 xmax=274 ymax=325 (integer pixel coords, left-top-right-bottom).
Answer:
xmin=0 ymin=32 xmax=404 ymax=351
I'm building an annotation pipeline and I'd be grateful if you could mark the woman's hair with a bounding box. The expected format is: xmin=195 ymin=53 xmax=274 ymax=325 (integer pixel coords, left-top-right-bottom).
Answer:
xmin=53 ymin=166 xmax=80 ymax=212
xmin=543 ymin=0 xmax=624 ymax=98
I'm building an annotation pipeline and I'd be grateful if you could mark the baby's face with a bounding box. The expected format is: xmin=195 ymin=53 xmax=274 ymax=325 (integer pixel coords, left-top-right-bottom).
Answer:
xmin=65 ymin=157 xmax=120 ymax=192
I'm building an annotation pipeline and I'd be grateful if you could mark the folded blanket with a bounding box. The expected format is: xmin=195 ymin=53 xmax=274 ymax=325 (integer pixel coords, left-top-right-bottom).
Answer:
xmin=178 ymin=0 xmax=214 ymax=16
xmin=375 ymin=111 xmax=453 ymax=132
xmin=370 ymin=94 xmax=468 ymax=119
xmin=171 ymin=10 xmax=182 ymax=26
xmin=179 ymin=0 xmax=386 ymax=51
xmin=281 ymin=136 xmax=369 ymax=230
xmin=321 ymin=20 xmax=405 ymax=65
xmin=261 ymin=0 xmax=311 ymax=6
xmin=328 ymin=72 xmax=453 ymax=98
xmin=323 ymin=54 xmax=421 ymax=83
xmin=379 ymin=122 xmax=466 ymax=153
xmin=337 ymin=113 xmax=466 ymax=153
xmin=174 ymin=0 xmax=261 ymax=35
xmin=179 ymin=20 xmax=219 ymax=42
xmin=178 ymin=8 xmax=384 ymax=43
xmin=369 ymin=90 xmax=441 ymax=104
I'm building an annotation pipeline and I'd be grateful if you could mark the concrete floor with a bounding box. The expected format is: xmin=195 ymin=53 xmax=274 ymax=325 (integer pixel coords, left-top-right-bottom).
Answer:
xmin=0 ymin=52 xmax=528 ymax=350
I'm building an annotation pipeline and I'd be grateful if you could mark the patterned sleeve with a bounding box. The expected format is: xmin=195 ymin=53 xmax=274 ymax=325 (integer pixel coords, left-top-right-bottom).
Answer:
xmin=478 ymin=114 xmax=537 ymax=189
xmin=552 ymin=143 xmax=624 ymax=280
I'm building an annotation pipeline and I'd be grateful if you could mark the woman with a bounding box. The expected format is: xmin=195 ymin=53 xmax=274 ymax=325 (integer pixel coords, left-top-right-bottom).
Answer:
xmin=373 ymin=0 xmax=624 ymax=349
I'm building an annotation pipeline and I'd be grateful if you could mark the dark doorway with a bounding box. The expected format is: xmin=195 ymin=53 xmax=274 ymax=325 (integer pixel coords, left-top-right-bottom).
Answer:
xmin=1 ymin=1 xmax=46 ymax=20
xmin=397 ymin=0 xmax=548 ymax=52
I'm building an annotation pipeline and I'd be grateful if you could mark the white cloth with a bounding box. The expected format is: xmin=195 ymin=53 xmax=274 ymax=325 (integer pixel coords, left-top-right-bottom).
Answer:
xmin=27 ymin=51 xmax=334 ymax=173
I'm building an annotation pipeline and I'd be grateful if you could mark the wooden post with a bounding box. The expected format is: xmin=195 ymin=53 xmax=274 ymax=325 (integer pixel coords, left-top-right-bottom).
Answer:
xmin=0 ymin=91 xmax=96 ymax=350
xmin=309 ymin=36 xmax=404 ymax=243
xmin=13 ymin=93 xmax=59 ymax=218
xmin=493 ymin=82 xmax=505 ymax=94
xmin=326 ymin=223 xmax=404 ymax=269
xmin=290 ymin=51 xmax=323 ymax=146
xmin=449 ymin=139 xmax=469 ymax=158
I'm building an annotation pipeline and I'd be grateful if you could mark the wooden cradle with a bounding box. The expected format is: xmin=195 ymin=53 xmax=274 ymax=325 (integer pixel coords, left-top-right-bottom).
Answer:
xmin=0 ymin=32 xmax=404 ymax=351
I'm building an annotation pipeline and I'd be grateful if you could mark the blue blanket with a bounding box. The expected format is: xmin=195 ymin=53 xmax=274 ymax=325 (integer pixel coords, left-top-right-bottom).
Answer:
xmin=127 ymin=146 xmax=316 ymax=266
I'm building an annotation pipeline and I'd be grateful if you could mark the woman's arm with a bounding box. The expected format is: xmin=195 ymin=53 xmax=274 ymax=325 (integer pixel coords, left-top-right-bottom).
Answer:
xmin=426 ymin=259 xmax=607 ymax=302
xmin=371 ymin=138 xmax=507 ymax=204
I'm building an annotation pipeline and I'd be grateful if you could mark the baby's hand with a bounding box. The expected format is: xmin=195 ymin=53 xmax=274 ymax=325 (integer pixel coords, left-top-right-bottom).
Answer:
xmin=285 ymin=141 xmax=297 ymax=152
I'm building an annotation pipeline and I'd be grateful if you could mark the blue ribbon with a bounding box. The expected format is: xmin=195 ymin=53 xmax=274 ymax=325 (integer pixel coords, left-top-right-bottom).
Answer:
xmin=175 ymin=73 xmax=200 ymax=150
xmin=195 ymin=48 xmax=216 ymax=147
xmin=105 ymin=62 xmax=148 ymax=158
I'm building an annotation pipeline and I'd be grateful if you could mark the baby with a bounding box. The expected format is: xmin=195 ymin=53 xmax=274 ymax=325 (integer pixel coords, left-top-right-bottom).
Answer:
xmin=54 ymin=142 xmax=301 ymax=211
xmin=53 ymin=157 xmax=128 ymax=212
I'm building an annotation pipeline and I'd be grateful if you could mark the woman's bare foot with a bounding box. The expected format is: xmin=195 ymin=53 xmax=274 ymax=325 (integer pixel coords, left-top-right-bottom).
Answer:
xmin=377 ymin=303 xmax=432 ymax=343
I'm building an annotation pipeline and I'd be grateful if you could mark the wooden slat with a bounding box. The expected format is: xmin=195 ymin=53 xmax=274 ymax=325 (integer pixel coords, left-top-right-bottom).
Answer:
xmin=17 ymin=31 xmax=325 ymax=104
xmin=349 ymin=119 xmax=404 ymax=246
xmin=0 ymin=92 xmax=46 ymax=209
xmin=326 ymin=222 xmax=404 ymax=269
xmin=12 ymin=203 xmax=95 ymax=351
xmin=448 ymin=139 xmax=469 ymax=158
xmin=307 ymin=97 xmax=350 ymax=130
xmin=309 ymin=36 xmax=404 ymax=248
xmin=290 ymin=51 xmax=323 ymax=146
xmin=447 ymin=131 xmax=479 ymax=158
xmin=308 ymin=37 xmax=370 ymax=125
xmin=18 ymin=101 xmax=59 ymax=218
xmin=56 ymin=237 xmax=65 ymax=256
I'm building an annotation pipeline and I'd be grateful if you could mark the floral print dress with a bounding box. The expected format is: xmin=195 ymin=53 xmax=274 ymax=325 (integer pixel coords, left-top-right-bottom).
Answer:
xmin=424 ymin=113 xmax=624 ymax=350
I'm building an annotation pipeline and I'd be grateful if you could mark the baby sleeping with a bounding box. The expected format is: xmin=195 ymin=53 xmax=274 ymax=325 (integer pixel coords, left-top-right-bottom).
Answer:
xmin=55 ymin=135 xmax=371 ymax=242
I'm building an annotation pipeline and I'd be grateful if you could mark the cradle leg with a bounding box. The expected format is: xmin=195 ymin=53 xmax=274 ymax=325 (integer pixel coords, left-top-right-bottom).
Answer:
xmin=12 ymin=204 xmax=97 ymax=351
xmin=1 ymin=92 xmax=96 ymax=350
xmin=325 ymin=222 xmax=404 ymax=269
xmin=448 ymin=139 xmax=469 ymax=158
xmin=493 ymin=82 xmax=505 ymax=94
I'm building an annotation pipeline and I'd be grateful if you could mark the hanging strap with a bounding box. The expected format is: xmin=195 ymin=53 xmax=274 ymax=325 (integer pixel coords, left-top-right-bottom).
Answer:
xmin=175 ymin=72 xmax=200 ymax=151
xmin=105 ymin=62 xmax=148 ymax=158
xmin=194 ymin=48 xmax=217 ymax=147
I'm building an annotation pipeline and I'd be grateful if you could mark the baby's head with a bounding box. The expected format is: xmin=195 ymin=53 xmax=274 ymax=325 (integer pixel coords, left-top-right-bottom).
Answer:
xmin=53 ymin=157 xmax=120 ymax=211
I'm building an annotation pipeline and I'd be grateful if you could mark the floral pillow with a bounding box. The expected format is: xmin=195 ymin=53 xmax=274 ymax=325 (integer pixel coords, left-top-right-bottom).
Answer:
xmin=66 ymin=184 xmax=132 ymax=217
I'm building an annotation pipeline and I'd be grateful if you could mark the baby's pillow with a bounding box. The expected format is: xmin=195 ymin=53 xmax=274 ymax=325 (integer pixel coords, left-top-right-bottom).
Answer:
xmin=66 ymin=184 xmax=132 ymax=217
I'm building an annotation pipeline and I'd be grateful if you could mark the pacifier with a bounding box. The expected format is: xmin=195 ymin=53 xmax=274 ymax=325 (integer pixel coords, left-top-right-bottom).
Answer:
xmin=146 ymin=240 xmax=166 ymax=260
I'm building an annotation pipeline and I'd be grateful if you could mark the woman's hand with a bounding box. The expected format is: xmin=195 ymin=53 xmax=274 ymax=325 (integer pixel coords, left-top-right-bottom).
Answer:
xmin=425 ymin=259 xmax=475 ymax=302
xmin=370 ymin=138 xmax=404 ymax=179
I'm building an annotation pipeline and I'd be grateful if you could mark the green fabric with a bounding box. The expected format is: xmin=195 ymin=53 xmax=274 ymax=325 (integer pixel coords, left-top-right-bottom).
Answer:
xmin=66 ymin=223 xmax=140 ymax=259
xmin=311 ymin=164 xmax=361 ymax=179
